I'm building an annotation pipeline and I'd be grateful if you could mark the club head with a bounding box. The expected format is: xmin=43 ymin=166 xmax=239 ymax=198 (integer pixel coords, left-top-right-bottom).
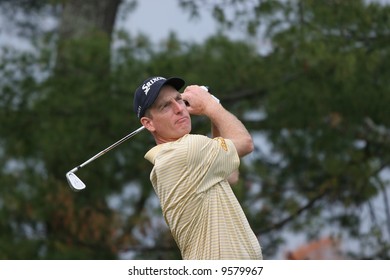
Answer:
xmin=66 ymin=171 xmax=86 ymax=191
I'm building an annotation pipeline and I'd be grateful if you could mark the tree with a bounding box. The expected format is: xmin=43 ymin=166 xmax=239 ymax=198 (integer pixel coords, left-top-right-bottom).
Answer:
xmin=0 ymin=0 xmax=139 ymax=259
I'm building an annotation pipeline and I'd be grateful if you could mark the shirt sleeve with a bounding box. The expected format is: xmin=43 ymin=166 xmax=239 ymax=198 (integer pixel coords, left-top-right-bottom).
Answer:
xmin=186 ymin=134 xmax=240 ymax=191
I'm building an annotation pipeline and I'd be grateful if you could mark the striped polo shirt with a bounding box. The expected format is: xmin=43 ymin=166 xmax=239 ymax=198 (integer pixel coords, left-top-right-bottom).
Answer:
xmin=144 ymin=134 xmax=262 ymax=260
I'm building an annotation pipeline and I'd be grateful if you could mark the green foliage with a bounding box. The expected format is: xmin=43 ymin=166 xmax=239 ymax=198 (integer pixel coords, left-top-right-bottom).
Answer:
xmin=244 ymin=0 xmax=390 ymax=259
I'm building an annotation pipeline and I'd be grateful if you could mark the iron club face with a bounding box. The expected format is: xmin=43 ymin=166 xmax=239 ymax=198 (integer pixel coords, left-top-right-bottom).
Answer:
xmin=66 ymin=171 xmax=86 ymax=191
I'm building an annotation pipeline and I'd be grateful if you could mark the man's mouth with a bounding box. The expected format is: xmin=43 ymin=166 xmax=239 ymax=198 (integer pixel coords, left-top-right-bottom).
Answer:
xmin=176 ymin=116 xmax=189 ymax=124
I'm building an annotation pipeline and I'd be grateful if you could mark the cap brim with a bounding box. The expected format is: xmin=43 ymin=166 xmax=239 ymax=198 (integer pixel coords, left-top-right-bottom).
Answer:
xmin=164 ymin=77 xmax=185 ymax=91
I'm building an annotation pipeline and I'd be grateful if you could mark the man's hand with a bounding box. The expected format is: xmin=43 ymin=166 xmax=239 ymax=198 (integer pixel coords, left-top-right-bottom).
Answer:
xmin=182 ymin=85 xmax=220 ymax=116
xmin=183 ymin=85 xmax=254 ymax=158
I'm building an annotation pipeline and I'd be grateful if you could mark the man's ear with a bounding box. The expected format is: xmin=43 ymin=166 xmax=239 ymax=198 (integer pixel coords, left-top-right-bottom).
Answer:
xmin=140 ymin=116 xmax=155 ymax=132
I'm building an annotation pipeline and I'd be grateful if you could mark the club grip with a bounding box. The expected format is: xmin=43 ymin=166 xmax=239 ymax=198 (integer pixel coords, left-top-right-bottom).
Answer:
xmin=200 ymin=85 xmax=219 ymax=103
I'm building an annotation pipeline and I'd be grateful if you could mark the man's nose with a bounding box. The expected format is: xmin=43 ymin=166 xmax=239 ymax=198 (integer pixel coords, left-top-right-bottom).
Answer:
xmin=172 ymin=100 xmax=184 ymax=113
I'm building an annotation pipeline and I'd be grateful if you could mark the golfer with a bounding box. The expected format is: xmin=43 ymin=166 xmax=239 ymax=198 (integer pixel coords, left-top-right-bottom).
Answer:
xmin=134 ymin=76 xmax=262 ymax=260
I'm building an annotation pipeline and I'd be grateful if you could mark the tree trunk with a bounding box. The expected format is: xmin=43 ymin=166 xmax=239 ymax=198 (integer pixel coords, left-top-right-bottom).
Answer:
xmin=58 ymin=0 xmax=121 ymax=40
xmin=56 ymin=0 xmax=122 ymax=71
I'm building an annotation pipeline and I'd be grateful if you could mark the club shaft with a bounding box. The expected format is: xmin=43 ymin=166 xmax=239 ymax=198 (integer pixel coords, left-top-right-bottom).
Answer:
xmin=70 ymin=126 xmax=145 ymax=173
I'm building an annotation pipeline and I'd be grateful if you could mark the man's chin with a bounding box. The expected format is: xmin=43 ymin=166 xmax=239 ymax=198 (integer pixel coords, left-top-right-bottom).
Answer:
xmin=176 ymin=125 xmax=191 ymax=136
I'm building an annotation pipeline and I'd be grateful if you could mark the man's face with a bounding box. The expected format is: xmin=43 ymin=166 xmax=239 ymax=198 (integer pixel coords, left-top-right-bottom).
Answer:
xmin=141 ymin=85 xmax=191 ymax=144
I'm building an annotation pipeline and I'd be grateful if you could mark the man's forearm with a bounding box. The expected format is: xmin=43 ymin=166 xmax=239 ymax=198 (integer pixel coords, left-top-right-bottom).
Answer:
xmin=207 ymin=103 xmax=254 ymax=157
xmin=211 ymin=122 xmax=241 ymax=185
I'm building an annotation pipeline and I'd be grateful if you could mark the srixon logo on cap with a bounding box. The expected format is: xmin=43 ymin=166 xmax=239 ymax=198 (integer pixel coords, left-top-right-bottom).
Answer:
xmin=142 ymin=77 xmax=165 ymax=95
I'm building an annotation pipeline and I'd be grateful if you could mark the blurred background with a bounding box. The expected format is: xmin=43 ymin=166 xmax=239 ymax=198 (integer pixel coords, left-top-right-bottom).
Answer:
xmin=1 ymin=0 xmax=389 ymax=260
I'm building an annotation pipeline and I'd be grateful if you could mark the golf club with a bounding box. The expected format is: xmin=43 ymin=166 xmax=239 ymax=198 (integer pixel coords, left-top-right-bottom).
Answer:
xmin=66 ymin=125 xmax=145 ymax=191
xmin=66 ymin=86 xmax=210 ymax=192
